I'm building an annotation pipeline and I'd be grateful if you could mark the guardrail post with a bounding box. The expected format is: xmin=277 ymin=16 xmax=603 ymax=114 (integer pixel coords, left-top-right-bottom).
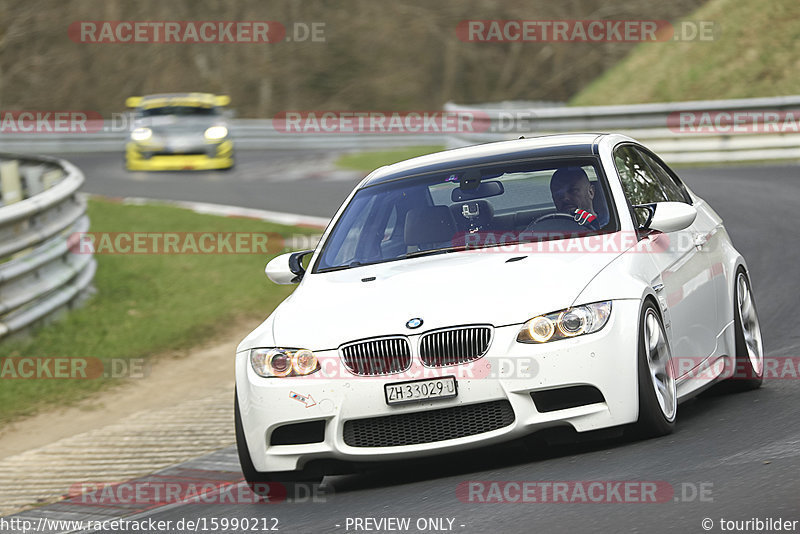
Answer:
xmin=1 ymin=160 xmax=22 ymax=205
xmin=42 ymin=169 xmax=62 ymax=189
xmin=22 ymin=165 xmax=45 ymax=196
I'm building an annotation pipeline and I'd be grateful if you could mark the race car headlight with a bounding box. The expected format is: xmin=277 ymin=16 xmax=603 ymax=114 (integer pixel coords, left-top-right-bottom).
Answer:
xmin=204 ymin=125 xmax=228 ymax=140
xmin=517 ymin=301 xmax=612 ymax=343
xmin=249 ymin=348 xmax=320 ymax=378
xmin=130 ymin=127 xmax=152 ymax=142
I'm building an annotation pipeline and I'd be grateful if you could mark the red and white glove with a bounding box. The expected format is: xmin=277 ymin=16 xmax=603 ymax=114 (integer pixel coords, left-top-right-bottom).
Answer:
xmin=573 ymin=209 xmax=597 ymax=225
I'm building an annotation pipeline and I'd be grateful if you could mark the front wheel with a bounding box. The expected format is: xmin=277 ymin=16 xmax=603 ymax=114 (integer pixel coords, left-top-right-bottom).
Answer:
xmin=631 ymin=302 xmax=677 ymax=438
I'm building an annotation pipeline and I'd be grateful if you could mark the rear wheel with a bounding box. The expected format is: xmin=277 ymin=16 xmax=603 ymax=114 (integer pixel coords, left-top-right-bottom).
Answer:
xmin=234 ymin=389 xmax=323 ymax=497
xmin=632 ymin=302 xmax=677 ymax=438
xmin=725 ymin=270 xmax=764 ymax=390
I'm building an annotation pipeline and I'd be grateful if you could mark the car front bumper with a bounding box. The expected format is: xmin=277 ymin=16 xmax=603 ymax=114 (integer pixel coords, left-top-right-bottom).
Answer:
xmin=236 ymin=299 xmax=641 ymax=474
xmin=126 ymin=140 xmax=233 ymax=170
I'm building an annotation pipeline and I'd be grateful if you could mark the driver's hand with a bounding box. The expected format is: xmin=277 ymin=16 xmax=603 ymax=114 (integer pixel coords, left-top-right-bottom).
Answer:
xmin=574 ymin=209 xmax=597 ymax=225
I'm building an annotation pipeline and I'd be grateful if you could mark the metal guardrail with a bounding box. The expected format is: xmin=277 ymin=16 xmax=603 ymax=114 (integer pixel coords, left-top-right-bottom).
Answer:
xmin=0 ymin=119 xmax=445 ymax=153
xmin=445 ymin=95 xmax=800 ymax=164
xmin=1 ymin=95 xmax=799 ymax=163
xmin=0 ymin=154 xmax=95 ymax=340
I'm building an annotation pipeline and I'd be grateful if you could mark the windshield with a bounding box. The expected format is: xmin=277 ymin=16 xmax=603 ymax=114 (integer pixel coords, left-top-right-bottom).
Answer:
xmin=140 ymin=106 xmax=219 ymax=118
xmin=314 ymin=157 xmax=617 ymax=273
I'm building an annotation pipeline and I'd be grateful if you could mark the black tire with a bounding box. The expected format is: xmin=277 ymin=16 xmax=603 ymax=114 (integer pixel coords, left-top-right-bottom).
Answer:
xmin=234 ymin=388 xmax=323 ymax=497
xmin=631 ymin=301 xmax=677 ymax=438
xmin=724 ymin=269 xmax=764 ymax=391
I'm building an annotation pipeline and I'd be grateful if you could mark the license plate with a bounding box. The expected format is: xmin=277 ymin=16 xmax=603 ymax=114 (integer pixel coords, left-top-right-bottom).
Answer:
xmin=168 ymin=141 xmax=192 ymax=151
xmin=384 ymin=376 xmax=457 ymax=405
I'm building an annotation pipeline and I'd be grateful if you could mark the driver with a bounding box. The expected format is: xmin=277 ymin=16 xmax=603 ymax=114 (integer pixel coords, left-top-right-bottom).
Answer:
xmin=549 ymin=166 xmax=599 ymax=228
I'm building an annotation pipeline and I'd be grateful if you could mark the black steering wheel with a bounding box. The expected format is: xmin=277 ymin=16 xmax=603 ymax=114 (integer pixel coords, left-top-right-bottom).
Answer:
xmin=532 ymin=212 xmax=580 ymax=225
xmin=525 ymin=212 xmax=589 ymax=233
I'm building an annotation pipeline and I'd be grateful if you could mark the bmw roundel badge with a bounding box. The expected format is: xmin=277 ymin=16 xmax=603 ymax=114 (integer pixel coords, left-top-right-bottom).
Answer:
xmin=406 ymin=318 xmax=423 ymax=329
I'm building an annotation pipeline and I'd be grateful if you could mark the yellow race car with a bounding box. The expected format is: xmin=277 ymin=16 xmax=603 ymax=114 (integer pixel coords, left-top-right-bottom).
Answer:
xmin=125 ymin=92 xmax=234 ymax=171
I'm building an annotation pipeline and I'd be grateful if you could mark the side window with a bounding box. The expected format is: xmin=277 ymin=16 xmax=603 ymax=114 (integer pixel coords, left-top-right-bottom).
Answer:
xmin=614 ymin=145 xmax=667 ymax=226
xmin=638 ymin=151 xmax=691 ymax=204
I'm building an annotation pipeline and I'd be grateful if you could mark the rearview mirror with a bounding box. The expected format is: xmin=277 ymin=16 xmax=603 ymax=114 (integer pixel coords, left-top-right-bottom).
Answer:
xmin=641 ymin=202 xmax=697 ymax=233
xmin=265 ymin=250 xmax=314 ymax=284
xmin=451 ymin=180 xmax=504 ymax=202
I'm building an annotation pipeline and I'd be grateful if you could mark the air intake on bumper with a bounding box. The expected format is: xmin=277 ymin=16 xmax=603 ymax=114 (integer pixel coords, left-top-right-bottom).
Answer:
xmin=343 ymin=400 xmax=515 ymax=447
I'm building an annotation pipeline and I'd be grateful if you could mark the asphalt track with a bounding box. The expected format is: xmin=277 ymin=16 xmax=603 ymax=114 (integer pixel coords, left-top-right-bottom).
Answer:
xmin=41 ymin=153 xmax=800 ymax=532
xmin=67 ymin=150 xmax=363 ymax=218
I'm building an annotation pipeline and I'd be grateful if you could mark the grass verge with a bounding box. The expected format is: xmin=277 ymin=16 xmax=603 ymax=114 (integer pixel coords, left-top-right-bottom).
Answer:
xmin=335 ymin=145 xmax=445 ymax=172
xmin=571 ymin=0 xmax=800 ymax=105
xmin=0 ymin=197 xmax=318 ymax=424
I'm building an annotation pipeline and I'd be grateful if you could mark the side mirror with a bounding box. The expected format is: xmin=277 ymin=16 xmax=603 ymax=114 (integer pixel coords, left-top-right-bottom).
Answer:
xmin=265 ymin=250 xmax=314 ymax=284
xmin=637 ymin=202 xmax=697 ymax=233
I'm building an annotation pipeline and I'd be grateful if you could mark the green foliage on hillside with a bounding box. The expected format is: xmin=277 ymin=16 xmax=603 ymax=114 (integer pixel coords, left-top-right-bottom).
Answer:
xmin=571 ymin=0 xmax=800 ymax=105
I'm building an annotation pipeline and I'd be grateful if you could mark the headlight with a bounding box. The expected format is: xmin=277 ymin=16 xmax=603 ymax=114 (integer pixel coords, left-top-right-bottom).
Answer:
xmin=249 ymin=348 xmax=320 ymax=378
xmin=130 ymin=127 xmax=152 ymax=142
xmin=517 ymin=301 xmax=612 ymax=343
xmin=204 ymin=125 xmax=228 ymax=140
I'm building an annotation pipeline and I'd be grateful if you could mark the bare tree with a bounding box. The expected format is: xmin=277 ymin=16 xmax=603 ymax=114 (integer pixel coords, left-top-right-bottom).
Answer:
xmin=0 ymin=0 xmax=706 ymax=116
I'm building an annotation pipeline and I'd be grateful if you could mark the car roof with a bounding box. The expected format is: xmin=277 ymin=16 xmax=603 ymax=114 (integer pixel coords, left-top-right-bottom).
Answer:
xmin=138 ymin=93 xmax=218 ymax=108
xmin=362 ymin=133 xmax=607 ymax=187
xmin=140 ymin=92 xmax=217 ymax=101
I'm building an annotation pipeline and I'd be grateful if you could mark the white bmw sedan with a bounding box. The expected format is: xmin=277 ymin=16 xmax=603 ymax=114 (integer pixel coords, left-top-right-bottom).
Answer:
xmin=234 ymin=134 xmax=764 ymax=486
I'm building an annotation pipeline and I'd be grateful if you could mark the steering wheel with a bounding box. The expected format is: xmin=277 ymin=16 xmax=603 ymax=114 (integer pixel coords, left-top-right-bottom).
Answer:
xmin=532 ymin=212 xmax=580 ymax=225
xmin=525 ymin=212 xmax=589 ymax=233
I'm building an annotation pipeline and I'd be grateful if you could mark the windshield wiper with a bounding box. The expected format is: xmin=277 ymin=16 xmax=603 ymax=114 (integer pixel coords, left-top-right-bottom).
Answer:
xmin=316 ymin=259 xmax=381 ymax=273
xmin=403 ymin=239 xmax=554 ymax=258
xmin=402 ymin=245 xmax=470 ymax=259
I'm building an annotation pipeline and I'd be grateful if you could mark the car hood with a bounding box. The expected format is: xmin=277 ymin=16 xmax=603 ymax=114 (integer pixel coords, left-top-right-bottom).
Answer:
xmin=241 ymin=245 xmax=624 ymax=351
xmin=134 ymin=116 xmax=224 ymax=135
